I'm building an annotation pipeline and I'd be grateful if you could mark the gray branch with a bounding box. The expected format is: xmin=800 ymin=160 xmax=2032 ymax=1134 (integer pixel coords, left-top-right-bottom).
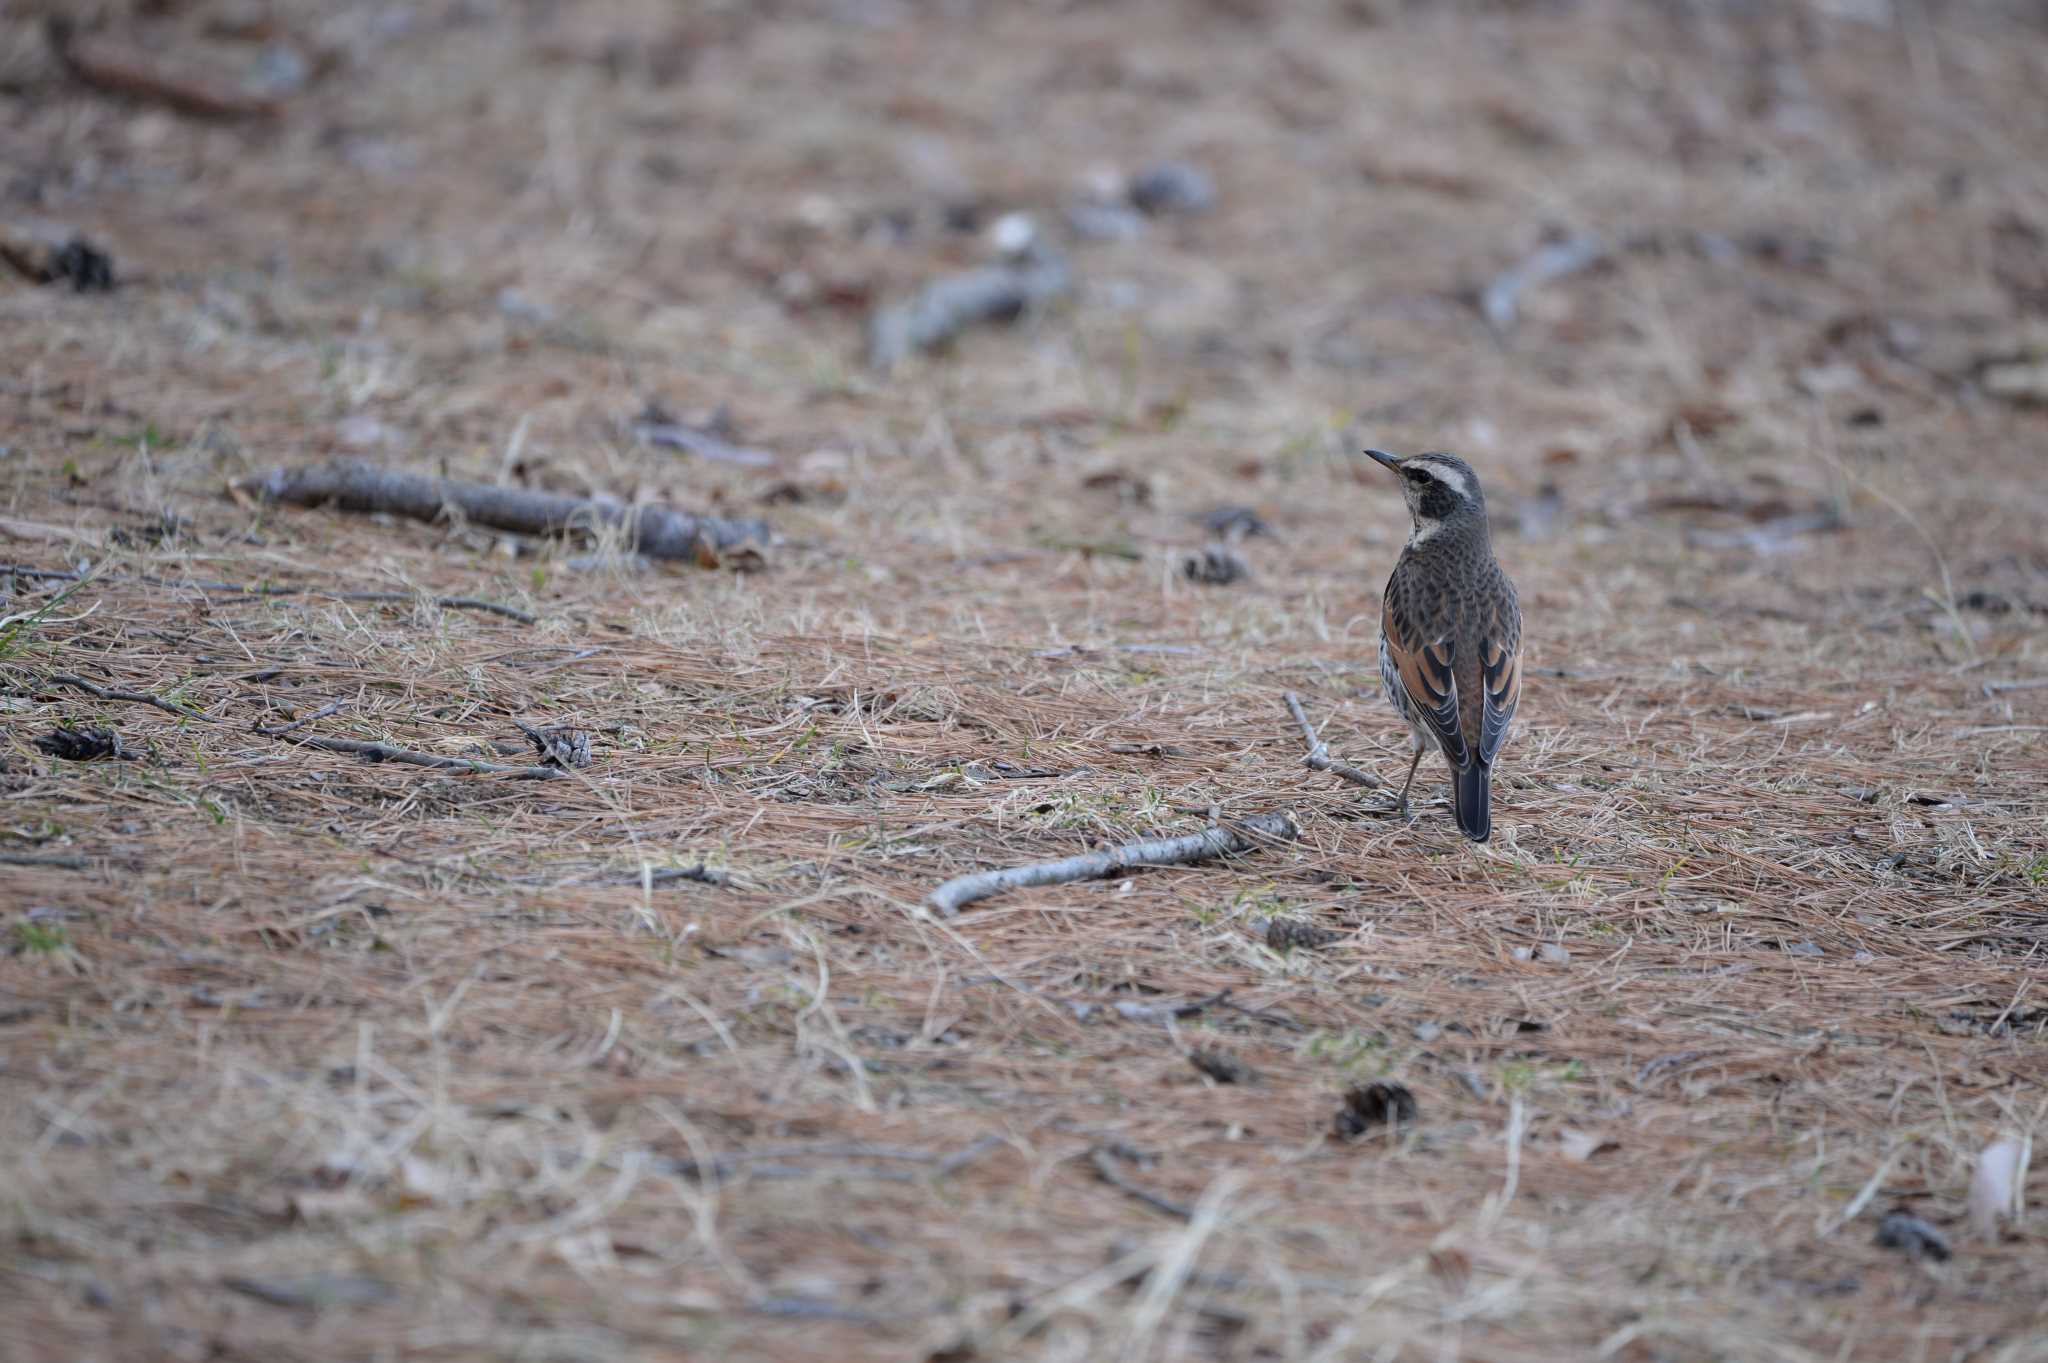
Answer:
xmin=239 ymin=458 xmax=769 ymax=562
xmin=1281 ymin=691 xmax=1384 ymax=789
xmin=1 ymin=852 xmax=89 ymax=870
xmin=1089 ymin=1145 xmax=1194 ymax=1221
xmin=267 ymin=732 xmax=562 ymax=779
xmin=1480 ymin=233 xmax=1606 ymax=336
xmin=0 ymin=563 xmax=533 ymax=623
xmin=49 ymin=671 xmax=220 ymax=723
xmin=926 ymin=812 xmax=1297 ymax=917
xmin=868 ymin=239 xmax=1072 ymax=371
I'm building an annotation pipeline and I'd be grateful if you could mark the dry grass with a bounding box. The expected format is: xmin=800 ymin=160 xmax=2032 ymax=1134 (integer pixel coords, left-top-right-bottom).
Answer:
xmin=3 ymin=1 xmax=2048 ymax=1360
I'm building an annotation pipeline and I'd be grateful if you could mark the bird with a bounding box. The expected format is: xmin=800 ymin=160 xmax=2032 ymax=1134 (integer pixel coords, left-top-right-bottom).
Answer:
xmin=1366 ymin=449 xmax=1522 ymax=842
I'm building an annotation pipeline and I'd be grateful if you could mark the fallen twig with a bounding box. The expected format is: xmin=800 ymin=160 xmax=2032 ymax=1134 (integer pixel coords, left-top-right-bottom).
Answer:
xmin=47 ymin=18 xmax=282 ymax=121
xmin=1281 ymin=691 xmax=1383 ymax=790
xmin=748 ymin=1297 xmax=887 ymax=1325
xmin=1071 ymin=989 xmax=1233 ymax=1024
xmin=0 ymin=852 xmax=90 ymax=870
xmin=635 ymin=863 xmax=731 ymax=888
xmin=665 ymin=1136 xmax=1003 ymax=1183
xmin=1684 ymin=507 xmax=1846 ymax=554
xmin=1089 ymin=1145 xmax=1193 ymax=1221
xmin=251 ymin=698 xmax=346 ymax=738
xmin=234 ymin=458 xmax=769 ymax=564
xmin=48 ymin=672 xmax=220 ymax=723
xmin=2 ymin=563 xmax=535 ymax=623
xmin=927 ymin=812 xmax=1296 ymax=916
xmin=1219 ymin=996 xmax=1309 ymax=1031
xmin=1480 ymin=232 xmax=1606 ymax=335
xmin=868 ymin=219 xmax=1072 ymax=371
xmin=329 ymin=592 xmax=534 ymax=622
xmin=1105 ymin=989 xmax=1231 ymax=1024
xmin=632 ymin=406 xmax=779 ymax=469
xmin=265 ymin=732 xmax=563 ymax=779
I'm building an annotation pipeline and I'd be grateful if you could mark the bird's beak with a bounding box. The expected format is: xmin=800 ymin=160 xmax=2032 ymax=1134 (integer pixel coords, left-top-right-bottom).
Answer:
xmin=1364 ymin=448 xmax=1403 ymax=473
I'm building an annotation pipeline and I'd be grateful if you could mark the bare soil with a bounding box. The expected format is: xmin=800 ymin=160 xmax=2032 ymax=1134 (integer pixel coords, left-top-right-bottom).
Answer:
xmin=3 ymin=2 xmax=2047 ymax=1360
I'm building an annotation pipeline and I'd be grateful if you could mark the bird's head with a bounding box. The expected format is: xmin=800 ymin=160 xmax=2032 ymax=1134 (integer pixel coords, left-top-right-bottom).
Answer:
xmin=1365 ymin=449 xmax=1486 ymax=545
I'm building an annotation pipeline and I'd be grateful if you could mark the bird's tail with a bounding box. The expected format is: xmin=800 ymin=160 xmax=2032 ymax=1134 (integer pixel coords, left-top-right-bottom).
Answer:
xmin=1453 ymin=763 xmax=1491 ymax=843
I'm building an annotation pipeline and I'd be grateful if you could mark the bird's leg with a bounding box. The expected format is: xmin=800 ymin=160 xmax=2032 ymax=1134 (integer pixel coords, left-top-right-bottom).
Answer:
xmin=1393 ymin=747 xmax=1424 ymax=820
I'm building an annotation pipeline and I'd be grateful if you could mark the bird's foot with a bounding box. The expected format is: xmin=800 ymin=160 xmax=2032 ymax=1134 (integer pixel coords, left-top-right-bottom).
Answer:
xmin=1367 ymin=795 xmax=1414 ymax=821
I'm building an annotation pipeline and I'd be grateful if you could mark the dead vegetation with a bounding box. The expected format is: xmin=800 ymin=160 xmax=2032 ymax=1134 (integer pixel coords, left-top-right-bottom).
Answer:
xmin=2 ymin=1 xmax=2048 ymax=1360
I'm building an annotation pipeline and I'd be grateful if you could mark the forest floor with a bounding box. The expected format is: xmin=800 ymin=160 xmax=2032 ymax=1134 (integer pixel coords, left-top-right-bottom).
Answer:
xmin=2 ymin=2 xmax=2047 ymax=1360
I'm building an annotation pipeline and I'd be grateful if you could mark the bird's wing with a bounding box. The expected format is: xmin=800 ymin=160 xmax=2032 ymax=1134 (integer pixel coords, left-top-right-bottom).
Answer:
xmin=1478 ymin=593 xmax=1522 ymax=767
xmin=1383 ymin=586 xmax=1469 ymax=769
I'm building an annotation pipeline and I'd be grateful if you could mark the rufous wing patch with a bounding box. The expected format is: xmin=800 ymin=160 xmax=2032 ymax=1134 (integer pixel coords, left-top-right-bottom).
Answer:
xmin=1479 ymin=634 xmax=1521 ymax=764
xmin=1392 ymin=624 xmax=1467 ymax=767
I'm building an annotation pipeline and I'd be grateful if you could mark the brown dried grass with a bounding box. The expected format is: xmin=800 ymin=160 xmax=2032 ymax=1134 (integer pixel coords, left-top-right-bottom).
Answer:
xmin=3 ymin=1 xmax=2047 ymax=1360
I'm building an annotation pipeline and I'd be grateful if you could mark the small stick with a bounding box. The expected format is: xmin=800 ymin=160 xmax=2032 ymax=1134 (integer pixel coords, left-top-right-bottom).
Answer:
xmin=1217 ymin=997 xmax=1309 ymax=1032
xmin=1982 ymin=678 xmax=2048 ymax=697
xmin=926 ymin=812 xmax=1297 ymax=917
xmin=1281 ymin=692 xmax=1383 ymax=789
xmin=1108 ymin=989 xmax=1232 ymax=1024
xmin=0 ymin=852 xmax=89 ymax=870
xmin=666 ymin=1136 xmax=1006 ymax=1183
xmin=47 ymin=17 xmax=282 ymax=121
xmin=1088 ymin=1146 xmax=1193 ymax=1221
xmin=0 ymin=564 xmax=535 ymax=623
xmin=319 ymin=591 xmax=535 ymax=624
xmin=265 ymin=732 xmax=562 ymax=779
xmin=868 ymin=235 xmax=1072 ymax=371
xmin=641 ymin=863 xmax=731 ymax=888
xmin=748 ymin=1297 xmax=886 ymax=1326
xmin=1480 ymin=232 xmax=1606 ymax=335
xmin=251 ymin=698 xmax=346 ymax=738
xmin=47 ymin=672 xmax=220 ymax=723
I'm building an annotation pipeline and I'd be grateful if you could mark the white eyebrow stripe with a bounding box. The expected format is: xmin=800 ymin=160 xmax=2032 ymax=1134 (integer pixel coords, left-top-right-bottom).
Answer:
xmin=1413 ymin=461 xmax=1470 ymax=497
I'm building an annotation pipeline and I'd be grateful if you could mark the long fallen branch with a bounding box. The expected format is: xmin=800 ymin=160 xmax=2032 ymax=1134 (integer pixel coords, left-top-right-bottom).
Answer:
xmin=926 ymin=811 xmax=1297 ymax=916
xmin=1281 ymin=691 xmax=1383 ymax=789
xmin=235 ymin=458 xmax=770 ymax=564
